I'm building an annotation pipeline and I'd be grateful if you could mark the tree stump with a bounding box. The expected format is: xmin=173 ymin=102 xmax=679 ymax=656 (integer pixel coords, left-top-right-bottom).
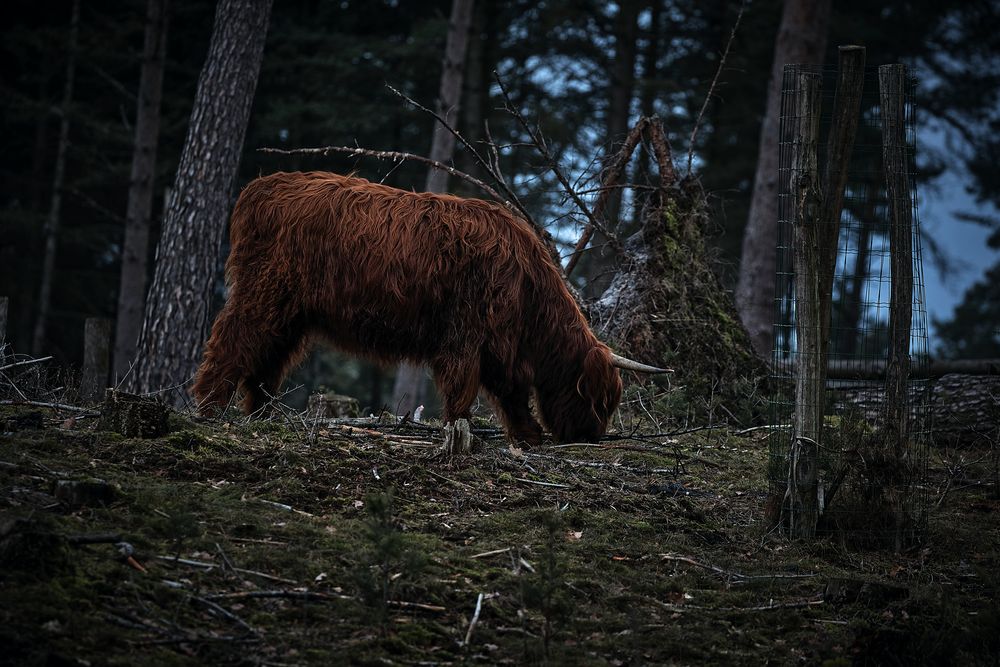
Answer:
xmin=53 ymin=478 xmax=118 ymax=508
xmin=308 ymin=392 xmax=360 ymax=419
xmin=442 ymin=418 xmax=473 ymax=455
xmin=98 ymin=388 xmax=169 ymax=438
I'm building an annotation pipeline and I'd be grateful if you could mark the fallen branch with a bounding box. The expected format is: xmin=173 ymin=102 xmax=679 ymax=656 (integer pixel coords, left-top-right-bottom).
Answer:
xmin=470 ymin=547 xmax=513 ymax=559
xmin=659 ymin=553 xmax=818 ymax=584
xmin=648 ymin=597 xmax=825 ymax=614
xmin=548 ymin=441 xmax=720 ymax=468
xmin=0 ymin=399 xmax=99 ymax=415
xmin=387 ymin=600 xmax=447 ymax=613
xmin=513 ymin=476 xmax=572 ymax=489
xmin=0 ymin=356 xmax=53 ymax=372
xmin=153 ymin=555 xmax=297 ymax=585
xmin=191 ymin=595 xmax=258 ymax=637
xmin=204 ymin=590 xmax=353 ymax=602
xmin=461 ymin=592 xmax=486 ymax=648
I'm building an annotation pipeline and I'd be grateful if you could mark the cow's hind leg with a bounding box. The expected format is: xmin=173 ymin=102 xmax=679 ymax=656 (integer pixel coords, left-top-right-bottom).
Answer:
xmin=239 ymin=325 xmax=310 ymax=415
xmin=430 ymin=356 xmax=481 ymax=454
xmin=192 ymin=300 xmax=308 ymax=416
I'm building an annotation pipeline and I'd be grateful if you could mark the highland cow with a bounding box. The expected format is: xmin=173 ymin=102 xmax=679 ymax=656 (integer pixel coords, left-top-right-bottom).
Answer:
xmin=191 ymin=171 xmax=665 ymax=446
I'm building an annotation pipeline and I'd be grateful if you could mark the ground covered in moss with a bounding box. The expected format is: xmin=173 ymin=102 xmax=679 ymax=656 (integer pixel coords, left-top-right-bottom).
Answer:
xmin=1 ymin=402 xmax=997 ymax=666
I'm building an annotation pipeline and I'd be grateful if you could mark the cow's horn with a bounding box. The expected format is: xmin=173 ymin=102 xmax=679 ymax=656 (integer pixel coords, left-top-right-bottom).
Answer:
xmin=609 ymin=353 xmax=673 ymax=374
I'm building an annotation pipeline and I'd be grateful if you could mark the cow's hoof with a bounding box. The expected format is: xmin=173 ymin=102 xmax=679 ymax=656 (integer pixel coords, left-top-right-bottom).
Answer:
xmin=442 ymin=418 xmax=473 ymax=455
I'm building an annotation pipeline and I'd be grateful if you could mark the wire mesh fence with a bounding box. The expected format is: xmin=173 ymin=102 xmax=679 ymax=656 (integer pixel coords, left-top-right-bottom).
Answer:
xmin=768 ymin=60 xmax=930 ymax=549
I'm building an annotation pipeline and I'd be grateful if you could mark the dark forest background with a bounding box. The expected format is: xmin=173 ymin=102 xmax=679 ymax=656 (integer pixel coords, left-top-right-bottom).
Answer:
xmin=2 ymin=0 xmax=998 ymax=412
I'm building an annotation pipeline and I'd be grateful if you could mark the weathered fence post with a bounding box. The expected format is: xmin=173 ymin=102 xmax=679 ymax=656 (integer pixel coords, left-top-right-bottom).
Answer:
xmin=878 ymin=63 xmax=914 ymax=551
xmin=82 ymin=317 xmax=112 ymax=402
xmin=788 ymin=71 xmax=823 ymax=538
xmin=787 ymin=46 xmax=866 ymax=538
xmin=878 ymin=64 xmax=913 ymax=454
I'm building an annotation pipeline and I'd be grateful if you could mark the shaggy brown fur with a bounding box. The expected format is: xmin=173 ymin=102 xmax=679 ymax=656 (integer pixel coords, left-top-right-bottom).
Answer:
xmin=191 ymin=171 xmax=622 ymax=445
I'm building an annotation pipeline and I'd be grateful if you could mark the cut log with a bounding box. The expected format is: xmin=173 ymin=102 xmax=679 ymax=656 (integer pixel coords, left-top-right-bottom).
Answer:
xmin=308 ymin=392 xmax=360 ymax=419
xmin=98 ymin=388 xmax=169 ymax=438
xmin=832 ymin=374 xmax=1000 ymax=446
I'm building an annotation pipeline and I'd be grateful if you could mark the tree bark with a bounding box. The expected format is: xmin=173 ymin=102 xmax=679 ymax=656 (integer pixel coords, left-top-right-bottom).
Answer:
xmin=130 ymin=0 xmax=273 ymax=402
xmin=114 ymin=0 xmax=169 ymax=382
xmin=391 ymin=0 xmax=475 ymax=419
xmin=736 ymin=0 xmax=831 ymax=359
xmin=81 ymin=317 xmax=112 ymax=403
xmin=31 ymin=0 xmax=80 ymax=356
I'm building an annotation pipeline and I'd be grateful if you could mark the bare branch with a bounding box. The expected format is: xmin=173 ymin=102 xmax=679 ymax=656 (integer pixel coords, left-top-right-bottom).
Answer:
xmin=258 ymin=145 xmax=507 ymax=204
xmin=564 ymin=115 xmax=677 ymax=275
xmin=386 ymin=84 xmax=535 ymax=224
xmin=686 ymin=0 xmax=747 ymax=176
xmin=647 ymin=116 xmax=678 ymax=189
xmin=494 ymin=72 xmax=623 ymax=258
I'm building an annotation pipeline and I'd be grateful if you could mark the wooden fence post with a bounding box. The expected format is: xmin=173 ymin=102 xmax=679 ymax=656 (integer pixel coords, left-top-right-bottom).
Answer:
xmin=878 ymin=63 xmax=914 ymax=551
xmin=789 ymin=71 xmax=823 ymax=538
xmin=787 ymin=47 xmax=866 ymax=538
xmin=878 ymin=64 xmax=913 ymax=454
xmin=82 ymin=317 xmax=112 ymax=402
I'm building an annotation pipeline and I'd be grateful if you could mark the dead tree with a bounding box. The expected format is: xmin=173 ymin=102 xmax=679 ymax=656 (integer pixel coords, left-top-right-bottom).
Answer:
xmin=588 ymin=116 xmax=767 ymax=418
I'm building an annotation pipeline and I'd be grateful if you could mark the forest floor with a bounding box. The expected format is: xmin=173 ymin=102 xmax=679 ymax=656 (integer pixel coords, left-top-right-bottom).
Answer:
xmin=0 ymin=400 xmax=998 ymax=666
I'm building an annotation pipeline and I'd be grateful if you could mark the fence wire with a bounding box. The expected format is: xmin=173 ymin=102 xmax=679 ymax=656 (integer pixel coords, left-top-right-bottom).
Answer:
xmin=768 ymin=64 xmax=930 ymax=548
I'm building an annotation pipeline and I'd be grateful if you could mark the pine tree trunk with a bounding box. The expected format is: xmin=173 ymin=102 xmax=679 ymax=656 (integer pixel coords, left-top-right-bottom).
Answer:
xmin=31 ymin=0 xmax=79 ymax=356
xmin=130 ymin=0 xmax=272 ymax=402
xmin=736 ymin=0 xmax=831 ymax=358
xmin=113 ymin=0 xmax=169 ymax=382
xmin=391 ymin=0 xmax=475 ymax=419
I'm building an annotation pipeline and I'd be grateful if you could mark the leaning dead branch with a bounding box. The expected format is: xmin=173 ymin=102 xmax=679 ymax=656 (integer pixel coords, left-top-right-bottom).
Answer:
xmin=0 ymin=356 xmax=53 ymax=372
xmin=565 ymin=115 xmax=677 ymax=275
xmin=494 ymin=72 xmax=623 ymax=263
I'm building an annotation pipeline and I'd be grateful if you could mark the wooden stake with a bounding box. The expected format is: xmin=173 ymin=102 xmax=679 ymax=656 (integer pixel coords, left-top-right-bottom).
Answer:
xmin=878 ymin=64 xmax=914 ymax=458
xmin=789 ymin=71 xmax=823 ymax=538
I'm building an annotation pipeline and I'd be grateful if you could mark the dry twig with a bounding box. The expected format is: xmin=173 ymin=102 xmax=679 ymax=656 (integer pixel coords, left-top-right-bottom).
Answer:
xmin=686 ymin=0 xmax=748 ymax=176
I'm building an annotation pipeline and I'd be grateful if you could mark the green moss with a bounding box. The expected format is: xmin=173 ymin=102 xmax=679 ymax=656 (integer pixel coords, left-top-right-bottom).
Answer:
xmin=0 ymin=402 xmax=995 ymax=665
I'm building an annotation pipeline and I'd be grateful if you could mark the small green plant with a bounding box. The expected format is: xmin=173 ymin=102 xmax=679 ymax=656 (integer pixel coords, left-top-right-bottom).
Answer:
xmin=352 ymin=490 xmax=426 ymax=633
xmin=519 ymin=510 xmax=574 ymax=661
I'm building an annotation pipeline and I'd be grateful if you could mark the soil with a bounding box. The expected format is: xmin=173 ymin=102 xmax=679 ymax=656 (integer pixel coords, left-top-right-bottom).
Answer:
xmin=1 ymin=403 xmax=997 ymax=666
